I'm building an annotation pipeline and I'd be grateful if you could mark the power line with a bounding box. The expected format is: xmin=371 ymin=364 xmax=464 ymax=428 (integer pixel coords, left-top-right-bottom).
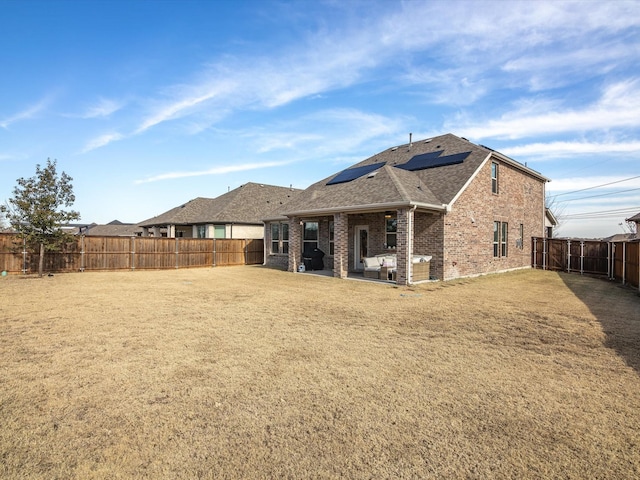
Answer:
xmin=554 ymin=186 xmax=640 ymax=203
xmin=559 ymin=206 xmax=640 ymax=220
xmin=547 ymin=175 xmax=640 ymax=199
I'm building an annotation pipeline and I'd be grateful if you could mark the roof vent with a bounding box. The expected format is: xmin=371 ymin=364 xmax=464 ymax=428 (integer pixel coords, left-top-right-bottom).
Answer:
xmin=424 ymin=139 xmax=432 ymax=143
xmin=391 ymin=146 xmax=398 ymax=151
xmin=367 ymin=171 xmax=378 ymax=178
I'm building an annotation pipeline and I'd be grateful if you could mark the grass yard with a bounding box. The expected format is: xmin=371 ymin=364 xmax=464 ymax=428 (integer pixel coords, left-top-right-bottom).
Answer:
xmin=1 ymin=267 xmax=639 ymax=479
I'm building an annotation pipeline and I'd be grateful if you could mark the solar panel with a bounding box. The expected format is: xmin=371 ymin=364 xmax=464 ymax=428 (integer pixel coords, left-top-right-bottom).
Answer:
xmin=395 ymin=151 xmax=470 ymax=171
xmin=326 ymin=162 xmax=386 ymax=185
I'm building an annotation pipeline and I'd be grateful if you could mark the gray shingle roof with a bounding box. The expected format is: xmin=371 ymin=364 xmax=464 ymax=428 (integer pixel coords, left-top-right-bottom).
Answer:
xmin=139 ymin=182 xmax=302 ymax=227
xmin=626 ymin=211 xmax=640 ymax=222
xmin=280 ymin=133 xmax=547 ymax=216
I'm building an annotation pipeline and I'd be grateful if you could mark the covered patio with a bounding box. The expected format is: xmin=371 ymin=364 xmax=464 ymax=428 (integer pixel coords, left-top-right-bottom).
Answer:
xmin=284 ymin=207 xmax=443 ymax=286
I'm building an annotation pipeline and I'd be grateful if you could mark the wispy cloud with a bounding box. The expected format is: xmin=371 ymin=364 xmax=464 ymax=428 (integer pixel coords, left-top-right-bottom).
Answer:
xmin=457 ymin=79 xmax=640 ymax=140
xmin=83 ymin=0 xmax=640 ymax=151
xmin=81 ymin=132 xmax=124 ymax=153
xmin=501 ymin=140 xmax=640 ymax=159
xmin=134 ymin=160 xmax=292 ymax=184
xmin=0 ymin=97 xmax=51 ymax=128
xmin=82 ymin=97 xmax=124 ymax=118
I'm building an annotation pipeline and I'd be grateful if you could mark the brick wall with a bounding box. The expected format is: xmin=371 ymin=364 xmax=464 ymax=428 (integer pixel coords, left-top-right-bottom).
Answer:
xmin=442 ymin=158 xmax=545 ymax=280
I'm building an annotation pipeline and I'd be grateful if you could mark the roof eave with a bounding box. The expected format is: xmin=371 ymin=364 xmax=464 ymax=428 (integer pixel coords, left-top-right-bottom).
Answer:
xmin=490 ymin=151 xmax=551 ymax=182
xmin=282 ymin=201 xmax=448 ymax=218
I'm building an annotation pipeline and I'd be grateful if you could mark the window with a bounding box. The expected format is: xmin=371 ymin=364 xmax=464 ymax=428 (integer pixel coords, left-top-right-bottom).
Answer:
xmin=282 ymin=223 xmax=289 ymax=254
xmin=214 ymin=225 xmax=226 ymax=239
xmin=519 ymin=224 xmax=524 ymax=250
xmin=303 ymin=221 xmax=318 ymax=253
xmin=271 ymin=223 xmax=279 ymax=254
xmin=270 ymin=222 xmax=289 ymax=254
xmin=196 ymin=225 xmax=206 ymax=238
xmin=385 ymin=215 xmax=397 ymax=249
xmin=491 ymin=162 xmax=499 ymax=194
xmin=329 ymin=221 xmax=334 ymax=255
xmin=501 ymin=222 xmax=508 ymax=257
xmin=493 ymin=221 xmax=508 ymax=258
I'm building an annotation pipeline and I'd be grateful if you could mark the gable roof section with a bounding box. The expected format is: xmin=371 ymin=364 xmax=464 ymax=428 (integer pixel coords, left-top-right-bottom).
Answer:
xmin=626 ymin=211 xmax=640 ymax=223
xmin=139 ymin=182 xmax=302 ymax=227
xmin=281 ymin=133 xmax=547 ymax=217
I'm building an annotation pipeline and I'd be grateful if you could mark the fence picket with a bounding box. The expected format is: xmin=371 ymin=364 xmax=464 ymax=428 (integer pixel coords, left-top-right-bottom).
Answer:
xmin=0 ymin=233 xmax=264 ymax=274
xmin=532 ymin=237 xmax=639 ymax=289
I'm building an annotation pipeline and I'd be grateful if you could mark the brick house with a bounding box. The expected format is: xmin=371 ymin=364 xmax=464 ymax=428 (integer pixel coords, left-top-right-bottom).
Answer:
xmin=264 ymin=133 xmax=550 ymax=284
xmin=139 ymin=182 xmax=301 ymax=239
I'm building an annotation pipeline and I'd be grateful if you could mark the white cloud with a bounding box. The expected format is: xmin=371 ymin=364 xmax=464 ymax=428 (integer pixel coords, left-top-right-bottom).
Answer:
xmin=501 ymin=140 xmax=640 ymax=158
xmin=134 ymin=160 xmax=292 ymax=184
xmin=458 ymin=79 xmax=640 ymax=140
xmin=0 ymin=97 xmax=51 ymax=128
xmin=81 ymin=132 xmax=124 ymax=153
xmin=82 ymin=98 xmax=124 ymax=118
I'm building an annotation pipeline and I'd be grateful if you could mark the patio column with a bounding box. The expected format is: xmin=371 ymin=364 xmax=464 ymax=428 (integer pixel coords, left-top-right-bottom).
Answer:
xmin=288 ymin=217 xmax=301 ymax=272
xmin=333 ymin=212 xmax=348 ymax=279
xmin=396 ymin=207 xmax=415 ymax=285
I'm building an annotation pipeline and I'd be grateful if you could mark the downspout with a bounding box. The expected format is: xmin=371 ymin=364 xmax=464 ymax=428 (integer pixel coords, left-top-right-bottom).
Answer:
xmin=406 ymin=204 xmax=417 ymax=284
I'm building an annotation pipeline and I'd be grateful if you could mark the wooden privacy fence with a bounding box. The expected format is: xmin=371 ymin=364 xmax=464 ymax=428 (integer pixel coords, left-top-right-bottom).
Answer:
xmin=0 ymin=234 xmax=264 ymax=274
xmin=532 ymin=237 xmax=640 ymax=290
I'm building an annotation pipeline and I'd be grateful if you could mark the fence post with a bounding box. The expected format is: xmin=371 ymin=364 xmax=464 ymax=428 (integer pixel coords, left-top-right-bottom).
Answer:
xmin=622 ymin=242 xmax=626 ymax=285
xmin=80 ymin=235 xmax=85 ymax=272
xmin=131 ymin=236 xmax=136 ymax=271
xmin=213 ymin=238 xmax=216 ymax=267
xmin=22 ymin=237 xmax=27 ymax=274
xmin=532 ymin=237 xmax=537 ymax=269
xmin=175 ymin=237 xmax=179 ymax=269
xmin=580 ymin=241 xmax=584 ymax=275
xmin=567 ymin=239 xmax=571 ymax=273
xmin=542 ymin=237 xmax=547 ymax=270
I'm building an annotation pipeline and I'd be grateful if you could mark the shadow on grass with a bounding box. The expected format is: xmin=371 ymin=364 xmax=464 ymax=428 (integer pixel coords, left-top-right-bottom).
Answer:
xmin=558 ymin=272 xmax=640 ymax=373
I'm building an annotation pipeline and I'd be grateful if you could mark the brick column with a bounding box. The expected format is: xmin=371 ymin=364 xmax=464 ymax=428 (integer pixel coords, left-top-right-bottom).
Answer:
xmin=396 ymin=207 xmax=415 ymax=285
xmin=288 ymin=217 xmax=301 ymax=272
xmin=333 ymin=212 xmax=349 ymax=279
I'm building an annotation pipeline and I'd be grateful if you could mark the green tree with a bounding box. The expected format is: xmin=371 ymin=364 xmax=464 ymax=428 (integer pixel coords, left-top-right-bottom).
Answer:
xmin=0 ymin=159 xmax=80 ymax=276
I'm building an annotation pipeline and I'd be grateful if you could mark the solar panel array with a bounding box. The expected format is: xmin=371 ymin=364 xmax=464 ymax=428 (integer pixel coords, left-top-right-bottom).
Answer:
xmin=395 ymin=151 xmax=471 ymax=172
xmin=326 ymin=162 xmax=386 ymax=185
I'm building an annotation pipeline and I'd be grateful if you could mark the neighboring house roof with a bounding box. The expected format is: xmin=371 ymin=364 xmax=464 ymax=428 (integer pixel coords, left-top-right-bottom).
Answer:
xmin=602 ymin=233 xmax=638 ymax=242
xmin=278 ymin=133 xmax=549 ymax=217
xmin=86 ymin=221 xmax=142 ymax=236
xmin=626 ymin=211 xmax=640 ymax=223
xmin=545 ymin=208 xmax=558 ymax=227
xmin=139 ymin=182 xmax=302 ymax=227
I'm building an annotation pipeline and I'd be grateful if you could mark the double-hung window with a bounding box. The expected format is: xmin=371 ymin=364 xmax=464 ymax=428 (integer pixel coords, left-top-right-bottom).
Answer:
xmin=493 ymin=221 xmax=508 ymax=258
xmin=303 ymin=221 xmax=318 ymax=253
xmin=491 ymin=162 xmax=499 ymax=194
xmin=196 ymin=225 xmax=207 ymax=238
xmin=385 ymin=215 xmax=397 ymax=249
xmin=271 ymin=223 xmax=280 ymax=254
xmin=270 ymin=222 xmax=289 ymax=254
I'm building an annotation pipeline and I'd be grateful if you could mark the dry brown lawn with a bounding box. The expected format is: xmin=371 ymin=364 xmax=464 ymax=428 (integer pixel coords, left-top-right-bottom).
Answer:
xmin=1 ymin=267 xmax=639 ymax=479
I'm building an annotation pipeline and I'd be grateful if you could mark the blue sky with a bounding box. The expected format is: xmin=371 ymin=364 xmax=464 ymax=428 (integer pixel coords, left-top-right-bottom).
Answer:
xmin=1 ymin=0 xmax=639 ymax=238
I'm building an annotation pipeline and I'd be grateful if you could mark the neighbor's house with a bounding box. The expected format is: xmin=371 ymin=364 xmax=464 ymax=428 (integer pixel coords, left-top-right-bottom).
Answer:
xmin=626 ymin=211 xmax=640 ymax=236
xmin=139 ymin=182 xmax=301 ymax=239
xmin=84 ymin=220 xmax=143 ymax=237
xmin=264 ymin=133 xmax=550 ymax=285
